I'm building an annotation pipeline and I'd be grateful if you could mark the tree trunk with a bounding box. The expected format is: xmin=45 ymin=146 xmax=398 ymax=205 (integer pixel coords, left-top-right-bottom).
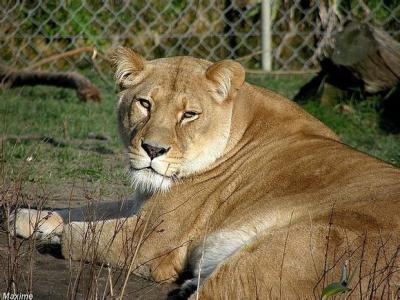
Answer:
xmin=294 ymin=18 xmax=400 ymax=132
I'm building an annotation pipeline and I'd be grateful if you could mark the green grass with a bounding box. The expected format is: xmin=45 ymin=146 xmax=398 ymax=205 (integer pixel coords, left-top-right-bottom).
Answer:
xmin=1 ymin=72 xmax=399 ymax=193
xmin=0 ymin=74 xmax=130 ymax=192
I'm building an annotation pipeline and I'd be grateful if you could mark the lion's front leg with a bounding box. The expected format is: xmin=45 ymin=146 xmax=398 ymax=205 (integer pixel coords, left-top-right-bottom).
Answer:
xmin=8 ymin=207 xmax=187 ymax=283
xmin=60 ymin=216 xmax=150 ymax=272
xmin=60 ymin=217 xmax=187 ymax=282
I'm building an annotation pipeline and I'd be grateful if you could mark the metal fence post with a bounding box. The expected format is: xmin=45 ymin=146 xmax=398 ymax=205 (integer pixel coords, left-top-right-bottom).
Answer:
xmin=261 ymin=0 xmax=272 ymax=71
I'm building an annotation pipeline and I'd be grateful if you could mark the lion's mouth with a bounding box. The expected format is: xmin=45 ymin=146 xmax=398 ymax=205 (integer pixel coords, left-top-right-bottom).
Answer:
xmin=129 ymin=164 xmax=169 ymax=178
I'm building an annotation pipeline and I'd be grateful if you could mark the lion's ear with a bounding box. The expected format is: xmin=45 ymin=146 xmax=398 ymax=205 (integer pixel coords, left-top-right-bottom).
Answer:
xmin=206 ymin=60 xmax=245 ymax=102
xmin=109 ymin=47 xmax=147 ymax=89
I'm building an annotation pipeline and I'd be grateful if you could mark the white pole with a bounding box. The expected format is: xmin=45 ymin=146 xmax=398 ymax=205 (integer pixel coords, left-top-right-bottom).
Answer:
xmin=261 ymin=0 xmax=272 ymax=71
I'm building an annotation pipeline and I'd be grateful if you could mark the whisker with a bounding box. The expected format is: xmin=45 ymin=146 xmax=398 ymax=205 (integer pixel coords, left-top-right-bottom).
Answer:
xmin=162 ymin=162 xmax=180 ymax=167
xmin=164 ymin=156 xmax=184 ymax=160
xmin=128 ymin=152 xmax=146 ymax=159
xmin=163 ymin=160 xmax=182 ymax=164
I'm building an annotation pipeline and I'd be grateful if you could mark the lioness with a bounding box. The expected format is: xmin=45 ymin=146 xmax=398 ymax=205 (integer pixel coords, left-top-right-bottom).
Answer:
xmin=9 ymin=48 xmax=400 ymax=299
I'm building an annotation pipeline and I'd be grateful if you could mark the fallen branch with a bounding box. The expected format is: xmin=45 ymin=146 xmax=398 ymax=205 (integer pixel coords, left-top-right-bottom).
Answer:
xmin=1 ymin=134 xmax=114 ymax=154
xmin=0 ymin=135 xmax=65 ymax=147
xmin=0 ymin=69 xmax=101 ymax=102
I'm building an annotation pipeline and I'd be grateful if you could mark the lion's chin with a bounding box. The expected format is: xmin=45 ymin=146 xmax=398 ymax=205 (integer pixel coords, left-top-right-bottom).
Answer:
xmin=129 ymin=167 xmax=172 ymax=192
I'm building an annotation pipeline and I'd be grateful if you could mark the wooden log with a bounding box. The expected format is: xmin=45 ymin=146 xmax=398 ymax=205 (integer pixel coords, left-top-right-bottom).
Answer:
xmin=332 ymin=22 xmax=400 ymax=93
xmin=294 ymin=21 xmax=400 ymax=102
xmin=0 ymin=69 xmax=101 ymax=102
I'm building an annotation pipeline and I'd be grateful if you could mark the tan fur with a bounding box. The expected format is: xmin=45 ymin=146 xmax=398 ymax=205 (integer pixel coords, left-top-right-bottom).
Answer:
xmin=23 ymin=48 xmax=400 ymax=298
xmin=13 ymin=209 xmax=64 ymax=243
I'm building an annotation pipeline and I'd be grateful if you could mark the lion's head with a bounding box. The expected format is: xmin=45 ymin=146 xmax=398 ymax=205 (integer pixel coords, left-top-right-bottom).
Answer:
xmin=111 ymin=47 xmax=245 ymax=191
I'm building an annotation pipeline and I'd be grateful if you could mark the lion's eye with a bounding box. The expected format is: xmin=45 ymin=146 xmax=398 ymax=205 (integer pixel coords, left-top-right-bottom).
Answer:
xmin=182 ymin=111 xmax=198 ymax=119
xmin=138 ymin=98 xmax=151 ymax=110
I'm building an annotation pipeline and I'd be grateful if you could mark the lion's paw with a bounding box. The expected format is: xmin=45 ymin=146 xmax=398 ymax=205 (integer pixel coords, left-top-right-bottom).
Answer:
xmin=10 ymin=208 xmax=64 ymax=244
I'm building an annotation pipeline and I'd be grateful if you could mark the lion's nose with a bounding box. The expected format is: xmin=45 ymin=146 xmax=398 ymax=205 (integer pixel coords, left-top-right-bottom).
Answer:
xmin=141 ymin=141 xmax=170 ymax=160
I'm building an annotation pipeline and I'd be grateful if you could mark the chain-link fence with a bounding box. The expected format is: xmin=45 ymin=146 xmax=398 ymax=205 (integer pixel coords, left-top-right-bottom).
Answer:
xmin=1 ymin=1 xmax=399 ymax=74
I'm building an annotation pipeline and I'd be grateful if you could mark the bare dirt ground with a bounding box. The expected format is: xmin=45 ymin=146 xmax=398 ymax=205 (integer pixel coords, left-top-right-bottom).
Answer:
xmin=0 ymin=182 xmax=176 ymax=299
xmin=0 ymin=234 xmax=174 ymax=299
